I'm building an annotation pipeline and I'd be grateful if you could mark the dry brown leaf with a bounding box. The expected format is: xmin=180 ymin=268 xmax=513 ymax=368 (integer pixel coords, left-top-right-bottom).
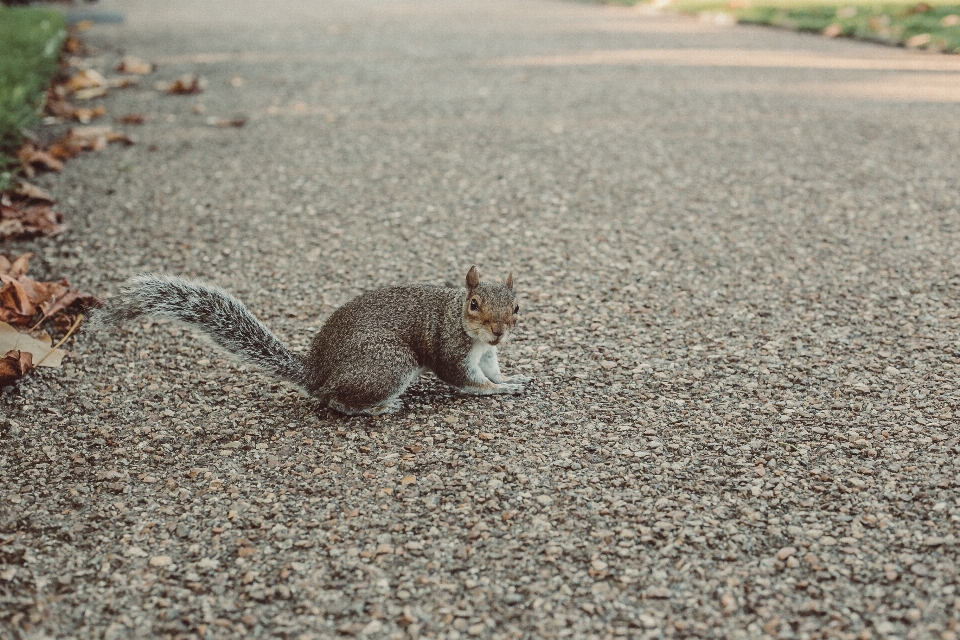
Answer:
xmin=45 ymin=84 xmax=76 ymax=119
xmin=17 ymin=142 xmax=64 ymax=174
xmin=0 ymin=195 xmax=65 ymax=242
xmin=73 ymin=87 xmax=108 ymax=101
xmin=0 ymin=350 xmax=33 ymax=388
xmin=66 ymin=68 xmax=107 ymax=93
xmin=162 ymin=74 xmax=205 ymax=95
xmin=13 ymin=180 xmax=54 ymax=203
xmin=0 ymin=253 xmax=33 ymax=278
xmin=0 ymin=322 xmax=64 ymax=368
xmin=49 ymin=126 xmax=134 ymax=160
xmin=0 ymin=253 xmax=99 ymax=327
xmin=116 ymin=113 xmax=149 ymax=125
xmin=73 ymin=105 xmax=106 ymax=124
xmin=116 ymin=56 xmax=154 ymax=74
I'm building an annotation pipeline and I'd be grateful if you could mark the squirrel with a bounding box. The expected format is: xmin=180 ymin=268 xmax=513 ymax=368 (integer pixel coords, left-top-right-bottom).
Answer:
xmin=94 ymin=266 xmax=532 ymax=415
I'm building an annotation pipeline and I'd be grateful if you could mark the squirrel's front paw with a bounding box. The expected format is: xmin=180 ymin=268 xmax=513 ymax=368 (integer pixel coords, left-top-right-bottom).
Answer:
xmin=496 ymin=382 xmax=528 ymax=395
xmin=503 ymin=374 xmax=532 ymax=385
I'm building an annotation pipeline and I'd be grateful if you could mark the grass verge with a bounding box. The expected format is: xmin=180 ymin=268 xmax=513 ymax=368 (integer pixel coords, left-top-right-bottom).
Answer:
xmin=0 ymin=6 xmax=66 ymax=189
xmin=610 ymin=0 xmax=960 ymax=53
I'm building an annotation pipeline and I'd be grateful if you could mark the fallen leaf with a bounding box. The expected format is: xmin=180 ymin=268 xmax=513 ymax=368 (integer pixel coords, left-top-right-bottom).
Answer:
xmin=48 ymin=126 xmax=134 ymax=160
xmin=0 ymin=349 xmax=33 ymax=388
xmin=116 ymin=56 xmax=154 ymax=74
xmin=13 ymin=180 xmax=54 ymax=203
xmin=905 ymin=33 xmax=932 ymax=48
xmin=73 ymin=87 xmax=108 ymax=101
xmin=942 ymin=14 xmax=960 ymax=26
xmin=66 ymin=68 xmax=108 ymax=93
xmin=16 ymin=142 xmax=64 ymax=174
xmin=116 ymin=113 xmax=149 ymax=125
xmin=0 ymin=253 xmax=99 ymax=327
xmin=0 ymin=253 xmax=32 ymax=278
xmin=0 ymin=322 xmax=64 ymax=368
xmin=73 ymin=105 xmax=106 ymax=124
xmin=161 ymin=74 xmax=205 ymax=95
xmin=0 ymin=194 xmax=65 ymax=241
xmin=44 ymin=88 xmax=77 ymax=120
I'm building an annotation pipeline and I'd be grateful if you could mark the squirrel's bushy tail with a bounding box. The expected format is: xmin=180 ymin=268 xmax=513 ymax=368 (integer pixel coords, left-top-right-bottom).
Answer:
xmin=94 ymin=274 xmax=306 ymax=385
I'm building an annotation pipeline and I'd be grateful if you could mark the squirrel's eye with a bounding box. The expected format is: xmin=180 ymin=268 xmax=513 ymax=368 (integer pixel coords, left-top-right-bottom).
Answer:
xmin=470 ymin=299 xmax=480 ymax=312
xmin=514 ymin=305 xmax=520 ymax=314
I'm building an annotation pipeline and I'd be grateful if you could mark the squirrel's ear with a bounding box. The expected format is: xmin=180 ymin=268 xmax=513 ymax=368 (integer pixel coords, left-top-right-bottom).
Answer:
xmin=505 ymin=271 xmax=514 ymax=291
xmin=466 ymin=265 xmax=480 ymax=290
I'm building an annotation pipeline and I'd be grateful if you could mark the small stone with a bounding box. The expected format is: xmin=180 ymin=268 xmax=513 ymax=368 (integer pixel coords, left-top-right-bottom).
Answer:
xmin=361 ymin=620 xmax=383 ymax=635
xmin=149 ymin=555 xmax=172 ymax=567
xmin=777 ymin=546 xmax=797 ymax=561
xmin=468 ymin=623 xmax=485 ymax=635
xmin=536 ymin=495 xmax=553 ymax=505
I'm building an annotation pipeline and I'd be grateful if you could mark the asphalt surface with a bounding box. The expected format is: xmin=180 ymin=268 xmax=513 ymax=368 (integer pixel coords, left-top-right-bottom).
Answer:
xmin=3 ymin=1 xmax=960 ymax=638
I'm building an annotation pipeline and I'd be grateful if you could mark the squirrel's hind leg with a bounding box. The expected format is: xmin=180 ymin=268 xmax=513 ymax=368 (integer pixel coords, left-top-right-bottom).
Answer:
xmin=323 ymin=352 xmax=423 ymax=416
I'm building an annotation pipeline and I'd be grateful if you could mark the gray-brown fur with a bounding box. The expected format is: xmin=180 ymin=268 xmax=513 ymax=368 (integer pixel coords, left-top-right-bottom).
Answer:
xmin=95 ymin=267 xmax=529 ymax=415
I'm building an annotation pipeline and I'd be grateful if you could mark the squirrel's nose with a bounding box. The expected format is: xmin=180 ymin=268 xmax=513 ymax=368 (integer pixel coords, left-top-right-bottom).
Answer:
xmin=492 ymin=327 xmax=504 ymax=337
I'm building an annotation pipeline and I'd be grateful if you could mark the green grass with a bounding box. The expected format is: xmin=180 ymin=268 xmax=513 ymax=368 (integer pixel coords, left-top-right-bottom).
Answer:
xmin=0 ymin=7 xmax=65 ymax=189
xmin=611 ymin=0 xmax=960 ymax=53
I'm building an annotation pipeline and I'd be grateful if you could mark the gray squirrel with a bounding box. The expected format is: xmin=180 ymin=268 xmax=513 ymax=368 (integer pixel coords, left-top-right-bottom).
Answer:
xmin=94 ymin=266 xmax=531 ymax=415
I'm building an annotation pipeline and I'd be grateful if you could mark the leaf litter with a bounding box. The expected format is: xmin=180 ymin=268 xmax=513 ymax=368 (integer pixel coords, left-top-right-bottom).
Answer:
xmin=47 ymin=126 xmax=134 ymax=161
xmin=0 ymin=193 xmax=65 ymax=241
xmin=0 ymin=253 xmax=98 ymax=330
xmin=0 ymin=254 xmax=95 ymax=386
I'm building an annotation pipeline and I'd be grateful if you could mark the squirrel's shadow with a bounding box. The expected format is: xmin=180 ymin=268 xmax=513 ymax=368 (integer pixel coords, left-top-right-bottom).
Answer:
xmin=291 ymin=373 xmax=490 ymax=429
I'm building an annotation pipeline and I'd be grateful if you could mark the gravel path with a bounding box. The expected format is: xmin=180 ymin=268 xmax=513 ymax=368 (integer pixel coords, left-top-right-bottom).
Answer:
xmin=3 ymin=1 xmax=960 ymax=638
